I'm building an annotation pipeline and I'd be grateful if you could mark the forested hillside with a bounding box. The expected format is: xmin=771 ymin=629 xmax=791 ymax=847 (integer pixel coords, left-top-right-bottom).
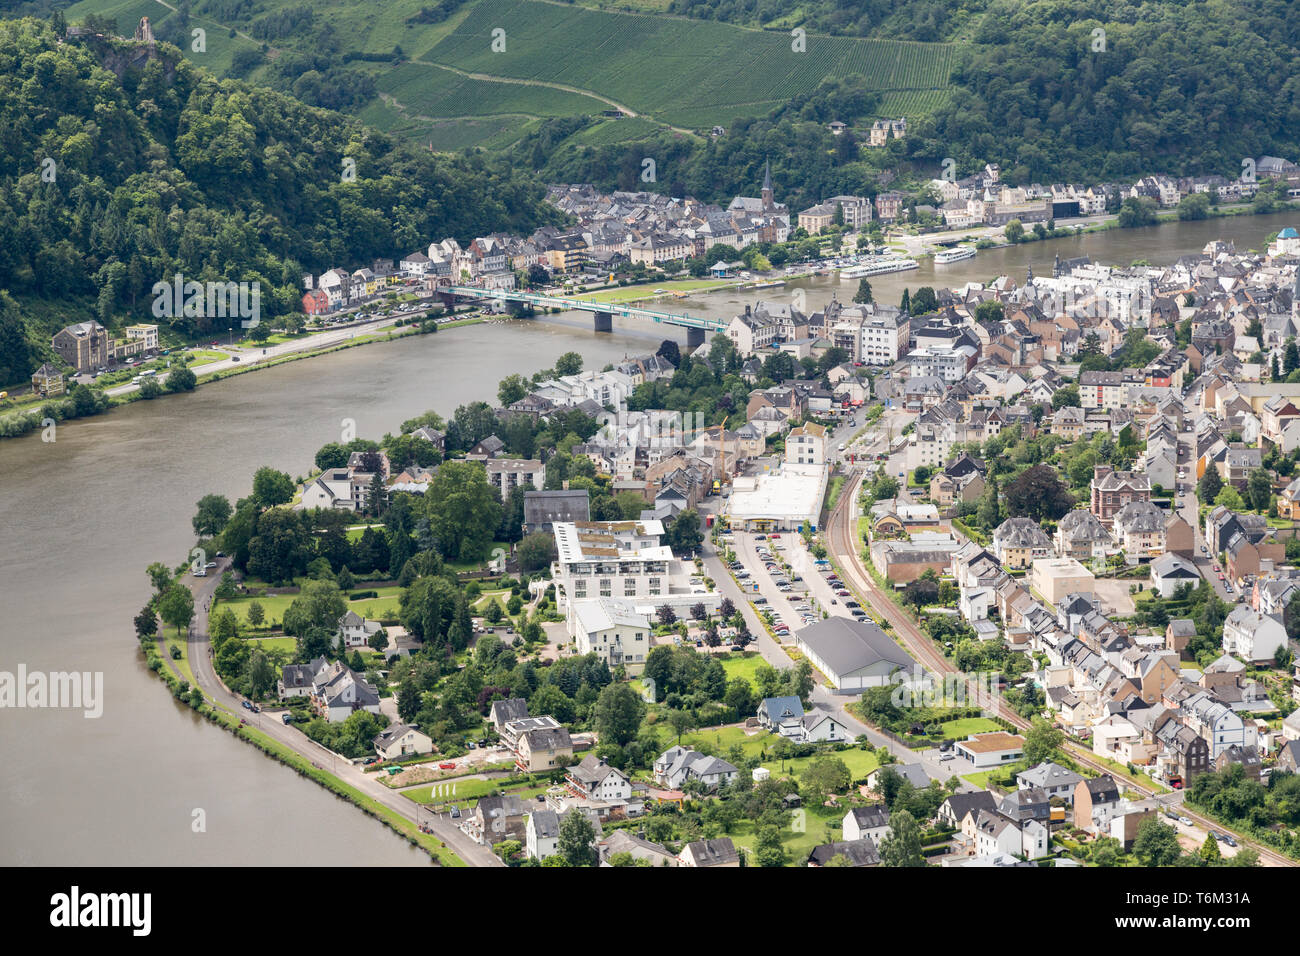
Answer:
xmin=0 ymin=15 xmax=562 ymax=385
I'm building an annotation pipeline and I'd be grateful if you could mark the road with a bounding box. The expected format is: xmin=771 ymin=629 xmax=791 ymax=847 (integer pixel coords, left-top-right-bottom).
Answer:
xmin=101 ymin=304 xmax=455 ymax=398
xmin=181 ymin=560 xmax=502 ymax=867
xmin=820 ymin=444 xmax=1294 ymax=866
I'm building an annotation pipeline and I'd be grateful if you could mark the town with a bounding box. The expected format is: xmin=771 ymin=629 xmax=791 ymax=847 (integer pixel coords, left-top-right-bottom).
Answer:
xmin=125 ymin=215 xmax=1300 ymax=869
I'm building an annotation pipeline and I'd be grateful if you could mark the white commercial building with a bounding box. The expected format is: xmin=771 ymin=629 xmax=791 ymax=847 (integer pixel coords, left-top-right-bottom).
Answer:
xmin=726 ymin=463 xmax=829 ymax=532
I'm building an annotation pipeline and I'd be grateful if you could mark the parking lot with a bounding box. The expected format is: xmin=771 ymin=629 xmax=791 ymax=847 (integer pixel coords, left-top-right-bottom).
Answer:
xmin=727 ymin=530 xmax=867 ymax=642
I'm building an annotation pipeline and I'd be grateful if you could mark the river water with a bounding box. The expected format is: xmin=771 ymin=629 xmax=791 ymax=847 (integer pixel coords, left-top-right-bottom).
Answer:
xmin=1 ymin=211 xmax=1295 ymax=864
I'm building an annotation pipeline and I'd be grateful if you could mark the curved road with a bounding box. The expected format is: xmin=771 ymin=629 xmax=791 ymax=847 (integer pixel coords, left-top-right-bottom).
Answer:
xmin=182 ymin=561 xmax=502 ymax=867
xmin=823 ymin=459 xmax=1294 ymax=867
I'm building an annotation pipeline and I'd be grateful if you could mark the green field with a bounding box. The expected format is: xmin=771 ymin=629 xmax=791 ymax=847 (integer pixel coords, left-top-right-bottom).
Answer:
xmin=64 ymin=0 xmax=958 ymax=150
xmin=217 ymin=586 xmax=404 ymax=629
xmin=939 ymin=717 xmax=1003 ymax=739
xmin=422 ymin=0 xmax=958 ymax=130
xmin=718 ymin=652 xmax=766 ymax=690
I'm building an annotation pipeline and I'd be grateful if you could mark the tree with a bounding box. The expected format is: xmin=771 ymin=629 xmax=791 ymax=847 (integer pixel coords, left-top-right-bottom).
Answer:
xmin=667 ymin=708 xmax=695 ymax=743
xmin=1197 ymin=467 xmax=1223 ymax=505
xmin=801 ymin=755 xmax=851 ymax=806
xmin=1051 ymin=384 xmax=1080 ymax=409
xmin=1003 ymin=219 xmax=1025 ymax=242
xmin=974 ymin=300 xmax=1005 ymax=325
xmin=910 ymin=287 xmax=938 ymax=315
xmin=556 ymin=810 xmax=598 ymax=866
xmin=594 ymin=682 xmax=645 ymax=746
xmin=282 ymin=580 xmax=346 ymax=638
xmin=754 ymin=825 xmax=787 ymax=867
xmin=245 ymin=650 xmax=275 ymax=698
xmin=1199 ymin=831 xmax=1222 ymax=863
xmin=1246 ymin=468 xmax=1273 ymax=512
xmin=517 ymin=531 xmax=558 ymax=571
xmin=656 ymin=605 xmax=678 ymax=626
xmin=1132 ymin=816 xmax=1182 ymax=866
xmin=497 ymin=373 xmax=528 ymax=407
xmin=554 ymin=351 xmax=584 ymax=376
xmin=134 ymin=605 xmax=158 ymax=640
xmin=165 ymin=365 xmax=197 ymax=392
xmin=146 ymin=562 xmax=173 ymax=594
xmin=977 ymin=474 xmax=1001 ymax=528
xmin=157 ymin=585 xmax=195 ymax=636
xmin=878 ymin=809 xmax=924 ymax=867
xmin=1285 ymin=338 xmax=1299 ymax=375
xmin=192 ymin=494 xmax=233 ymax=538
xmin=1004 ymin=464 xmax=1073 ymax=521
xmin=656 ymin=339 xmax=681 ymax=367
xmin=1118 ymin=197 xmax=1157 ymax=229
xmin=424 ymin=461 xmax=503 ymax=561
xmin=1023 ymin=717 xmax=1065 ymax=765
xmin=247 ymin=601 xmax=265 ymax=627
xmin=252 ymin=466 xmax=294 ymax=509
xmin=852 ymin=278 xmax=873 ymax=304
xmin=666 ymin=509 xmax=703 ymax=554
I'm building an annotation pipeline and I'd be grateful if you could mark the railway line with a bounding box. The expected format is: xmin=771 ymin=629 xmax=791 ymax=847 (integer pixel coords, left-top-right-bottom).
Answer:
xmin=823 ymin=466 xmax=1295 ymax=868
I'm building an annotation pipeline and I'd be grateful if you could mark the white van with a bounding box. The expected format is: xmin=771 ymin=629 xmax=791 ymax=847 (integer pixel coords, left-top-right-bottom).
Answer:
xmin=837 ymin=442 xmax=846 ymax=452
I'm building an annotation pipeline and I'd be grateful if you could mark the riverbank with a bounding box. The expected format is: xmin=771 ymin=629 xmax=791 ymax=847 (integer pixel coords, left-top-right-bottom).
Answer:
xmin=142 ymin=630 xmax=460 ymax=864
xmin=0 ymin=314 xmax=487 ymax=442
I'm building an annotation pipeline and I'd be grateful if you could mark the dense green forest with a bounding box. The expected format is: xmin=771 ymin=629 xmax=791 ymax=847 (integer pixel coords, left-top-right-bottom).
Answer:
xmin=0 ymin=15 xmax=561 ymax=385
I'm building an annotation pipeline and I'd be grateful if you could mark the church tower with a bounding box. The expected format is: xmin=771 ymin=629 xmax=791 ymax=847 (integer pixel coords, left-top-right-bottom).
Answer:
xmin=761 ymin=160 xmax=774 ymax=209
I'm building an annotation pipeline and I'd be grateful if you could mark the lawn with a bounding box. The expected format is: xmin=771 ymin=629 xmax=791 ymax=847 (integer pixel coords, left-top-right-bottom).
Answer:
xmin=939 ymin=717 xmax=1003 ymax=739
xmin=216 ymin=586 xmax=405 ymax=629
xmin=761 ymin=746 xmax=881 ymax=783
xmin=718 ymin=652 xmax=766 ymax=690
xmin=401 ymin=774 xmax=547 ymax=809
xmin=729 ymin=804 xmax=847 ymax=863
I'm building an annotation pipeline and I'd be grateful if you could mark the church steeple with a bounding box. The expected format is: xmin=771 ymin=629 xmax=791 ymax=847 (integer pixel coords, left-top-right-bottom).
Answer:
xmin=761 ymin=160 xmax=774 ymax=208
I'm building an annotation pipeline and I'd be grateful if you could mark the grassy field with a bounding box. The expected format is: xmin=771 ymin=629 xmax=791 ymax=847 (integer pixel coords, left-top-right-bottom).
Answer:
xmin=217 ymin=586 xmax=404 ymax=628
xmin=939 ymin=717 xmax=1003 ymax=739
xmin=578 ymin=279 xmax=742 ymax=304
xmin=423 ymin=0 xmax=959 ymax=130
xmin=718 ymin=652 xmax=766 ymax=690
xmin=761 ymin=746 xmax=880 ymax=782
xmin=401 ymin=774 xmax=548 ymax=808
xmin=64 ymin=0 xmax=960 ymax=154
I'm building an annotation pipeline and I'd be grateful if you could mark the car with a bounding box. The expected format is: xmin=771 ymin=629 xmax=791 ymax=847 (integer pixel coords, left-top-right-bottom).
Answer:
xmin=231 ymin=356 xmax=240 ymax=362
xmin=1178 ymin=816 xmax=1193 ymax=826
xmin=836 ymin=589 xmax=850 ymax=596
xmin=241 ymin=700 xmax=252 ymax=710
xmin=215 ymin=551 xmax=225 ymax=558
xmin=770 ymin=533 xmax=781 ymax=538
xmin=1212 ymin=563 xmax=1220 ymax=572
xmin=205 ymin=561 xmax=217 ymax=569
xmin=1225 ymin=585 xmax=1234 ymax=593
xmin=439 ymin=762 xmax=457 ymax=770
xmin=939 ymin=753 xmax=955 ymax=761
xmin=239 ymin=717 xmax=247 ymax=725
xmin=467 ymin=741 xmax=477 ymax=749
xmin=449 ymin=807 xmax=461 ymax=819
xmin=250 ymin=705 xmax=260 ymax=713
xmin=1221 ymin=833 xmax=1237 ymax=847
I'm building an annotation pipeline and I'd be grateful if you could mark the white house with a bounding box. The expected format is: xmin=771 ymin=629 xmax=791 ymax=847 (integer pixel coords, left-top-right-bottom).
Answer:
xmin=1149 ymin=553 xmax=1200 ymax=598
xmin=336 ymin=609 xmax=382 ymax=649
xmin=842 ymin=805 xmax=890 ymax=845
xmin=1222 ymin=606 xmax=1288 ymax=664
xmin=372 ymin=723 xmax=433 ymax=760
xmin=567 ymin=598 xmax=652 ymax=676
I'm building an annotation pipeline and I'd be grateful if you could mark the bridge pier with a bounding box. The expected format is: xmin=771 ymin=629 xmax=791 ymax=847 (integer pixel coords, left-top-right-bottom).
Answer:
xmin=686 ymin=327 xmax=705 ymax=348
xmin=593 ymin=310 xmax=612 ymax=333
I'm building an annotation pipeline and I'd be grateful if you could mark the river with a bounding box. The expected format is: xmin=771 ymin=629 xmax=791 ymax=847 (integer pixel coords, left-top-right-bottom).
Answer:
xmin=1 ymin=211 xmax=1295 ymax=864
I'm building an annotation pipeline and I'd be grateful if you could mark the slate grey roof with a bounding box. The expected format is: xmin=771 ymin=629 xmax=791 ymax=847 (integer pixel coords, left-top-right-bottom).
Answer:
xmin=796 ymin=617 xmax=911 ymax=680
xmin=808 ymin=838 xmax=880 ymax=866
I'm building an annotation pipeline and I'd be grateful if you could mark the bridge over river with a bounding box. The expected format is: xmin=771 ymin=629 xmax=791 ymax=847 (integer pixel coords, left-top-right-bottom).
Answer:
xmin=445 ymin=286 xmax=725 ymax=345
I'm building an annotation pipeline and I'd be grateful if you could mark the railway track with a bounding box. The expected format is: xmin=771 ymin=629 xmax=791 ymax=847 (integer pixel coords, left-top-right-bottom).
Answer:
xmin=824 ymin=466 xmax=1295 ymax=867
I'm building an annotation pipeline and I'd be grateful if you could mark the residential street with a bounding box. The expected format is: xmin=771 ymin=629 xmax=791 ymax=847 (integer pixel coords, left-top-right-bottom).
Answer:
xmin=180 ymin=561 xmax=502 ymax=867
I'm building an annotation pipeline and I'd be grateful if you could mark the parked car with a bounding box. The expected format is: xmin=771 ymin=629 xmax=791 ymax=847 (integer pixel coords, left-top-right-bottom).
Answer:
xmin=281 ymin=714 xmax=293 ymax=725
xmin=1178 ymin=815 xmax=1193 ymax=826
xmin=241 ymin=700 xmax=252 ymax=710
